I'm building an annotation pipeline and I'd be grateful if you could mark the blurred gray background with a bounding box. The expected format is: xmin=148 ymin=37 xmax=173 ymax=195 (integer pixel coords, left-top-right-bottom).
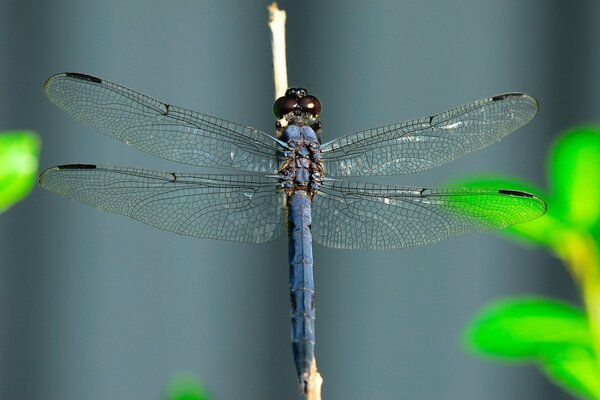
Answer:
xmin=1 ymin=0 xmax=599 ymax=399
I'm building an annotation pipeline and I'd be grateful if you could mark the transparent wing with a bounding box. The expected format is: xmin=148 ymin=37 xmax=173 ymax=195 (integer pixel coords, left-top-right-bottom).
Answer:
xmin=312 ymin=180 xmax=546 ymax=249
xmin=45 ymin=73 xmax=281 ymax=173
xmin=321 ymin=93 xmax=538 ymax=176
xmin=38 ymin=165 xmax=284 ymax=243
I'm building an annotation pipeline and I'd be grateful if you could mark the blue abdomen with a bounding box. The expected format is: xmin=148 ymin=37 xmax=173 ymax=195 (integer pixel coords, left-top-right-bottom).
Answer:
xmin=288 ymin=190 xmax=315 ymax=390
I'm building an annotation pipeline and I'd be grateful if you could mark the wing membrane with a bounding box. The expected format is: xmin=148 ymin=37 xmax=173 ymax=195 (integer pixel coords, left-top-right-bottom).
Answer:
xmin=312 ymin=180 xmax=546 ymax=249
xmin=39 ymin=165 xmax=284 ymax=243
xmin=45 ymin=73 xmax=281 ymax=172
xmin=321 ymin=93 xmax=538 ymax=176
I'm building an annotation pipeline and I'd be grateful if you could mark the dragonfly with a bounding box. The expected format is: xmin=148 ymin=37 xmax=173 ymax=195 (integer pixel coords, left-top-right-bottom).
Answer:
xmin=39 ymin=72 xmax=546 ymax=394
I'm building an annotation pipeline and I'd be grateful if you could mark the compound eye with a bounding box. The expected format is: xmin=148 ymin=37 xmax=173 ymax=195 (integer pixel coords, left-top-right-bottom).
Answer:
xmin=285 ymin=88 xmax=308 ymax=98
xmin=273 ymin=95 xmax=297 ymax=118
xmin=298 ymin=95 xmax=321 ymax=117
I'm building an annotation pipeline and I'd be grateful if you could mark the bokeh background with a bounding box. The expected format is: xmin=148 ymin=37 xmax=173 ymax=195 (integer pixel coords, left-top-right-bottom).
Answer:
xmin=1 ymin=0 xmax=599 ymax=399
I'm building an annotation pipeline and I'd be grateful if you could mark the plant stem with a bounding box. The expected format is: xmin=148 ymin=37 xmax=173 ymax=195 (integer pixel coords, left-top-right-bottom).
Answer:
xmin=559 ymin=231 xmax=600 ymax=365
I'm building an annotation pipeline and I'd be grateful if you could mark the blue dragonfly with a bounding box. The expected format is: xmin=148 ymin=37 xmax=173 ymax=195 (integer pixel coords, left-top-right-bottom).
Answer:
xmin=39 ymin=73 xmax=546 ymax=393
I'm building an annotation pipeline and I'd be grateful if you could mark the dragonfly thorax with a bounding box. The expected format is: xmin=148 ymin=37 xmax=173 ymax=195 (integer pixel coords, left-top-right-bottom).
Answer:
xmin=279 ymin=125 xmax=323 ymax=196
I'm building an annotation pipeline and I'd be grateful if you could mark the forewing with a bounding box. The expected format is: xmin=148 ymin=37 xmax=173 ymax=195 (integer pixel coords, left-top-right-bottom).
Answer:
xmin=45 ymin=73 xmax=281 ymax=172
xmin=312 ymin=180 xmax=546 ymax=249
xmin=321 ymin=93 xmax=538 ymax=176
xmin=38 ymin=165 xmax=284 ymax=243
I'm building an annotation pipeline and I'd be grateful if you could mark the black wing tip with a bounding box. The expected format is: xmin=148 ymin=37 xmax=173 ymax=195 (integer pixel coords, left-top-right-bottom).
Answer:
xmin=492 ymin=92 xmax=526 ymax=101
xmin=64 ymin=72 xmax=103 ymax=84
xmin=493 ymin=92 xmax=539 ymax=106
xmin=44 ymin=72 xmax=103 ymax=91
xmin=498 ymin=189 xmax=534 ymax=198
xmin=38 ymin=164 xmax=98 ymax=185
xmin=492 ymin=92 xmax=540 ymax=118
xmin=56 ymin=163 xmax=98 ymax=170
xmin=498 ymin=189 xmax=548 ymax=213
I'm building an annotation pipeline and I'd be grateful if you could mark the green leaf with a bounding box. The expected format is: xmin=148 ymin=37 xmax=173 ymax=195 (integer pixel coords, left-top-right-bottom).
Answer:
xmin=166 ymin=374 xmax=210 ymax=400
xmin=550 ymin=126 xmax=600 ymax=233
xmin=449 ymin=177 xmax=557 ymax=247
xmin=542 ymin=346 xmax=600 ymax=400
xmin=465 ymin=297 xmax=600 ymax=398
xmin=0 ymin=130 xmax=40 ymax=213
xmin=465 ymin=297 xmax=590 ymax=357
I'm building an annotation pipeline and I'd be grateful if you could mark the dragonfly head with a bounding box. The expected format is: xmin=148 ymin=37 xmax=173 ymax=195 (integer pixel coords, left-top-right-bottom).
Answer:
xmin=274 ymin=88 xmax=321 ymax=118
xmin=274 ymin=88 xmax=322 ymax=139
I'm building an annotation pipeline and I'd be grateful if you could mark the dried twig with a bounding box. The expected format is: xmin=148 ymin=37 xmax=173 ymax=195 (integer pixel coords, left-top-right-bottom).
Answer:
xmin=306 ymin=359 xmax=323 ymax=400
xmin=268 ymin=2 xmax=288 ymax=99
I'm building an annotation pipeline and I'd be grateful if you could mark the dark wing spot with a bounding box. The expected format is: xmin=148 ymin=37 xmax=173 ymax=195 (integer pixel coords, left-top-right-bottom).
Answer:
xmin=492 ymin=93 xmax=525 ymax=101
xmin=161 ymin=103 xmax=171 ymax=116
xmin=498 ymin=189 xmax=534 ymax=198
xmin=64 ymin=73 xmax=102 ymax=84
xmin=38 ymin=164 xmax=97 ymax=185
xmin=169 ymin=172 xmax=177 ymax=182
xmin=56 ymin=164 xmax=98 ymax=170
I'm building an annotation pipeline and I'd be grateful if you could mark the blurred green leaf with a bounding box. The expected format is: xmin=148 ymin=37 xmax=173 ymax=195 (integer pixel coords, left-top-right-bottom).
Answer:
xmin=465 ymin=297 xmax=600 ymax=398
xmin=449 ymin=177 xmax=558 ymax=247
xmin=465 ymin=297 xmax=590 ymax=358
xmin=542 ymin=346 xmax=600 ymax=400
xmin=166 ymin=374 xmax=210 ymax=400
xmin=458 ymin=127 xmax=600 ymax=398
xmin=0 ymin=130 xmax=40 ymax=213
xmin=550 ymin=126 xmax=600 ymax=237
